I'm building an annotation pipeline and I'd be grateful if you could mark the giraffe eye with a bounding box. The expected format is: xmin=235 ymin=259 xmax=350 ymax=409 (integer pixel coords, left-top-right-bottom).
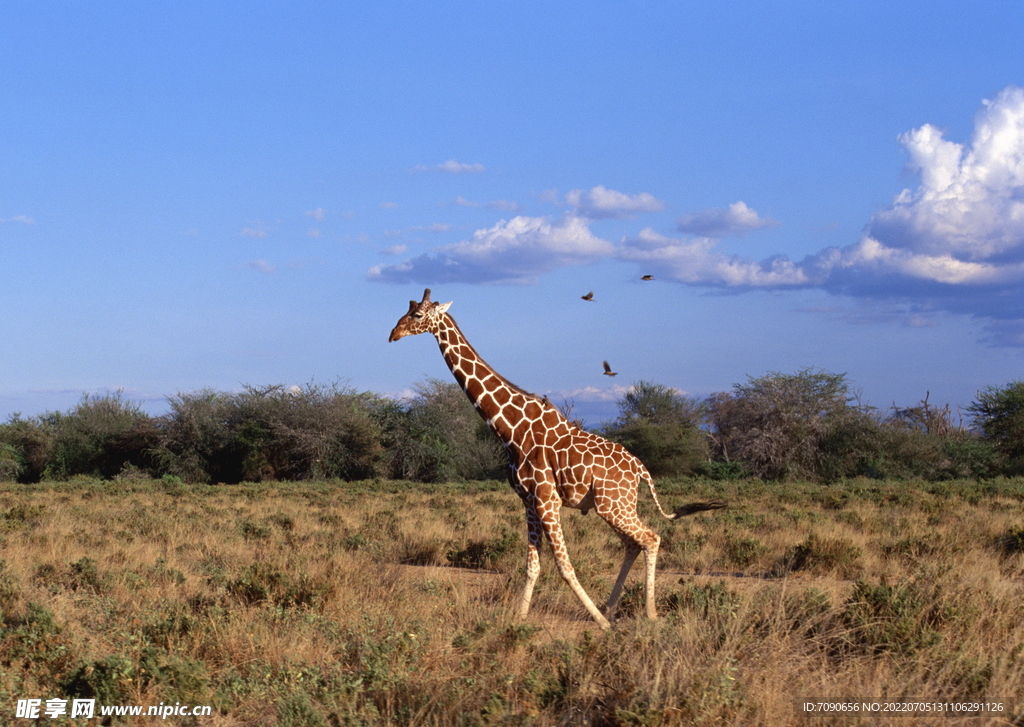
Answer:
xmin=411 ymin=312 xmax=423 ymax=319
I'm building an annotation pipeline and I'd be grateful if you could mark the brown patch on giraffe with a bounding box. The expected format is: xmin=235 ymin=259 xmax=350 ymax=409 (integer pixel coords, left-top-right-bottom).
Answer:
xmin=465 ymin=376 xmax=484 ymax=401
xmin=502 ymin=405 xmax=524 ymax=428
xmin=477 ymin=393 xmax=498 ymax=415
xmin=492 ymin=387 xmax=511 ymax=407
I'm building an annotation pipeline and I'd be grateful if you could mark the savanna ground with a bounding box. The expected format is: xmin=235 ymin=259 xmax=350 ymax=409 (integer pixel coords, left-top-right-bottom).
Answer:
xmin=1 ymin=475 xmax=1023 ymax=726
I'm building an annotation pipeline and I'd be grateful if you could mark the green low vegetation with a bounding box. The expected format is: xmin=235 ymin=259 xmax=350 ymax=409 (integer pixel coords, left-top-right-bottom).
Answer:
xmin=1 ymin=372 xmax=1022 ymax=486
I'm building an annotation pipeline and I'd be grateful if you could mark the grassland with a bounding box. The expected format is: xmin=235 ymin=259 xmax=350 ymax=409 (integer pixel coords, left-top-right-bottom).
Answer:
xmin=1 ymin=475 xmax=1023 ymax=725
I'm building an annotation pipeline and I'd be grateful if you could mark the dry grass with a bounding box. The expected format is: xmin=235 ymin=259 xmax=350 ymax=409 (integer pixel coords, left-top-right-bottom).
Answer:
xmin=1 ymin=475 xmax=1022 ymax=725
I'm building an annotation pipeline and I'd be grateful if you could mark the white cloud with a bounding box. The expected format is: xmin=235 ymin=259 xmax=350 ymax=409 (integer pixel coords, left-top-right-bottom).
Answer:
xmin=368 ymin=215 xmax=614 ymax=284
xmin=854 ymin=86 xmax=1024 ymax=265
xmin=548 ymin=385 xmax=632 ymax=403
xmin=797 ymin=86 xmax=1024 ymax=343
xmin=676 ymin=201 xmax=778 ymax=237
xmin=369 ymin=88 xmax=1024 ymax=344
xmin=305 ymin=207 xmax=327 ymax=221
xmin=412 ymin=159 xmax=485 ymax=174
xmin=247 ymin=259 xmax=275 ymax=274
xmin=617 ymin=228 xmax=810 ymax=287
xmin=630 ymin=87 xmax=1024 ymax=344
xmin=565 ymin=185 xmax=665 ymax=219
xmin=379 ymin=201 xmax=398 ymax=209
xmin=381 ymin=244 xmax=408 ymax=256
xmin=2 ymin=214 xmax=36 ymax=225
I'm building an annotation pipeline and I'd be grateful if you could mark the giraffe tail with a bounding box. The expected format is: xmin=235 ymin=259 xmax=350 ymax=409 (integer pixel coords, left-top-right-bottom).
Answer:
xmin=644 ymin=474 xmax=726 ymax=519
xmin=671 ymin=500 xmax=728 ymax=518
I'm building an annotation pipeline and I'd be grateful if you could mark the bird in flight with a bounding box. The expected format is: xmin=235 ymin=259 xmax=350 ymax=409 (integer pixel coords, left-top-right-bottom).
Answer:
xmin=581 ymin=291 xmax=594 ymax=301
xmin=602 ymin=361 xmax=617 ymax=376
xmin=641 ymin=275 xmax=654 ymax=281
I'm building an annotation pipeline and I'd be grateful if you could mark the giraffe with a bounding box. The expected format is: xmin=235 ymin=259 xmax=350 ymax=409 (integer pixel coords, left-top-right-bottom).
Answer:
xmin=389 ymin=289 xmax=724 ymax=629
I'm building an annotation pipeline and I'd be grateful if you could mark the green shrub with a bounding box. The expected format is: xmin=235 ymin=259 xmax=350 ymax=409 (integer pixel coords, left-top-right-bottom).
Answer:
xmin=40 ymin=392 xmax=162 ymax=480
xmin=0 ymin=415 xmax=51 ymax=483
xmin=447 ymin=529 xmax=519 ymax=570
xmin=774 ymin=534 xmax=862 ymax=577
xmin=378 ymin=378 xmax=506 ymax=482
xmin=840 ymin=579 xmax=947 ymax=655
xmin=226 ymin=562 xmax=330 ymax=608
xmin=601 ymin=380 xmax=709 ymax=477
xmin=158 ymin=383 xmax=385 ymax=483
xmin=665 ymin=579 xmax=741 ymax=623
xmin=61 ymin=655 xmax=135 ymax=704
xmin=995 ymin=525 xmax=1024 ymax=558
xmin=722 ymin=535 xmax=767 ymax=569
xmin=138 ymin=646 xmax=210 ymax=704
xmin=968 ymin=380 xmax=1024 ymax=472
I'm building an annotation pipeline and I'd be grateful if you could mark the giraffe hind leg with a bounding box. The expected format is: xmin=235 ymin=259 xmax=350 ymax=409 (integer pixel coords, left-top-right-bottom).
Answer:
xmin=643 ymin=534 xmax=660 ymax=619
xmin=604 ymin=538 xmax=642 ymax=619
xmin=600 ymin=520 xmax=662 ymax=620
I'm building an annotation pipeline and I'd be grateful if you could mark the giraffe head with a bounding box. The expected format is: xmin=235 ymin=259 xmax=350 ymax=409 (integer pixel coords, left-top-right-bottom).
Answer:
xmin=388 ymin=288 xmax=453 ymax=342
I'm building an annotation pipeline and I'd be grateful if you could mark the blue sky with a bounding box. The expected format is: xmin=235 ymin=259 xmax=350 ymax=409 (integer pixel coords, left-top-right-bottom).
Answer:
xmin=1 ymin=2 xmax=1022 ymax=426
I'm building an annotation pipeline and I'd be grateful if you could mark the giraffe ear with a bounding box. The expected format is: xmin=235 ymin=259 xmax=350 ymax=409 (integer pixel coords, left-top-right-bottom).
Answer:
xmin=436 ymin=301 xmax=452 ymax=314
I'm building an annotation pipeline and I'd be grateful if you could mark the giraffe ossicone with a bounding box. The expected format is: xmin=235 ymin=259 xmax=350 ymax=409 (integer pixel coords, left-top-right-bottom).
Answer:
xmin=389 ymin=288 xmax=724 ymax=629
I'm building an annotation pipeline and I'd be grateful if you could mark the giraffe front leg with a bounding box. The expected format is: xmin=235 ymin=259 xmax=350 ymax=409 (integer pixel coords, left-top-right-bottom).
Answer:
xmin=518 ymin=509 xmax=542 ymax=619
xmin=537 ymin=507 xmax=612 ymax=630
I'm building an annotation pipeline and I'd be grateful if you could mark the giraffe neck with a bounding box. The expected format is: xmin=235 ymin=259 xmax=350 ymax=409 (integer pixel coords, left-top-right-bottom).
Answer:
xmin=431 ymin=313 xmax=549 ymax=446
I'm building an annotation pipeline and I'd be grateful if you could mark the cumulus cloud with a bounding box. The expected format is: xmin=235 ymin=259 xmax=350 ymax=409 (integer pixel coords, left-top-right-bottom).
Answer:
xmin=617 ymin=228 xmax=811 ymax=287
xmin=368 ymin=88 xmax=1024 ymax=343
xmin=807 ymin=85 xmax=1024 ymax=342
xmin=412 ymin=159 xmax=486 ymax=174
xmin=676 ymin=201 xmax=778 ymax=236
xmin=367 ymin=215 xmax=614 ymax=285
xmin=305 ymin=207 xmax=327 ymax=221
xmin=565 ymin=185 xmax=665 ymax=219
xmin=633 ymin=87 xmax=1024 ymax=344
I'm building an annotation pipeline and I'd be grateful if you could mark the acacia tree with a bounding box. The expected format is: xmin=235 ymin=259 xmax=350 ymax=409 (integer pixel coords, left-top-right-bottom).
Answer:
xmin=708 ymin=368 xmax=865 ymax=481
xmin=968 ymin=380 xmax=1024 ymax=472
xmin=601 ymin=380 xmax=708 ymax=477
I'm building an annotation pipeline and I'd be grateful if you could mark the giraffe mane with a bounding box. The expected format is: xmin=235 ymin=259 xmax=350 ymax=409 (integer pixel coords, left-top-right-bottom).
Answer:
xmin=443 ymin=314 xmax=552 ymax=407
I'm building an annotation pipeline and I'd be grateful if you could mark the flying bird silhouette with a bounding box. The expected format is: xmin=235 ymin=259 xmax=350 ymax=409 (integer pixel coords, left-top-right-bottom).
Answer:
xmin=641 ymin=275 xmax=654 ymax=281
xmin=602 ymin=361 xmax=617 ymax=376
xmin=581 ymin=291 xmax=594 ymax=301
